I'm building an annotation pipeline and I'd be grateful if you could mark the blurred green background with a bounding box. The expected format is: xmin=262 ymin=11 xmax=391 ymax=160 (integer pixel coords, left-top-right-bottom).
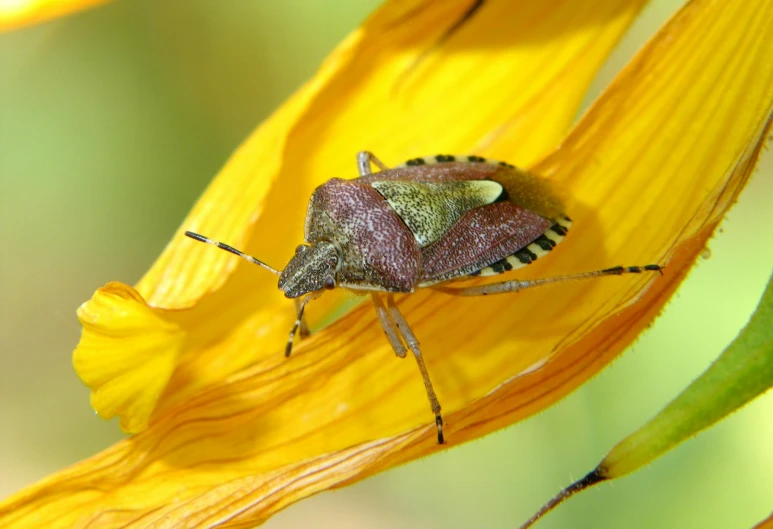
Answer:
xmin=1 ymin=1 xmax=772 ymax=528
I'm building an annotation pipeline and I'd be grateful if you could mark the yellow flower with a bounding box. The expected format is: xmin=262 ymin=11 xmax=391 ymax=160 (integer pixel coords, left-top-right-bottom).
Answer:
xmin=2 ymin=0 xmax=773 ymax=527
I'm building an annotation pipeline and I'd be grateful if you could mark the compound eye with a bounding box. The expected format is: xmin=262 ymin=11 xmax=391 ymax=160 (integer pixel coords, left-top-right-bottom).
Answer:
xmin=295 ymin=244 xmax=307 ymax=254
xmin=327 ymin=256 xmax=338 ymax=267
xmin=323 ymin=276 xmax=335 ymax=290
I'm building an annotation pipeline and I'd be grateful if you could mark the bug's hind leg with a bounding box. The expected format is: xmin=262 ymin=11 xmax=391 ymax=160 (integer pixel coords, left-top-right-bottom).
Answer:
xmin=357 ymin=151 xmax=389 ymax=176
xmin=433 ymin=264 xmax=664 ymax=297
xmin=384 ymin=294 xmax=446 ymax=445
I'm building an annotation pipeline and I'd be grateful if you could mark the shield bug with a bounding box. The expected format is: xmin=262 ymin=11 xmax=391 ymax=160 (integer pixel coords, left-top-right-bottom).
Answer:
xmin=185 ymin=152 xmax=663 ymax=444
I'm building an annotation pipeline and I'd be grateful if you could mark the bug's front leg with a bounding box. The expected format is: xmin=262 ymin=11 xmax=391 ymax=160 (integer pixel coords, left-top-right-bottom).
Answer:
xmin=285 ymin=295 xmax=314 ymax=357
xmin=294 ymin=298 xmax=311 ymax=339
xmin=356 ymin=151 xmax=389 ymax=176
xmin=433 ymin=264 xmax=664 ymax=297
xmin=384 ymin=294 xmax=446 ymax=445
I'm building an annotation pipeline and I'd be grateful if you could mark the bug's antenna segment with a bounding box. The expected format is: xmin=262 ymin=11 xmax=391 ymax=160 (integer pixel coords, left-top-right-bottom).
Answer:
xmin=285 ymin=295 xmax=312 ymax=357
xmin=184 ymin=231 xmax=281 ymax=276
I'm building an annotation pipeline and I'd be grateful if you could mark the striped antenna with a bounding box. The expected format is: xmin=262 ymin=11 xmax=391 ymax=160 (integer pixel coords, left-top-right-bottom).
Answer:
xmin=184 ymin=231 xmax=281 ymax=276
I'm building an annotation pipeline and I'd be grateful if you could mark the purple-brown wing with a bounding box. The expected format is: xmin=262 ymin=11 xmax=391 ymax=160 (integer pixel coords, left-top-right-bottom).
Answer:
xmin=420 ymin=202 xmax=551 ymax=283
xmin=305 ymin=178 xmax=422 ymax=292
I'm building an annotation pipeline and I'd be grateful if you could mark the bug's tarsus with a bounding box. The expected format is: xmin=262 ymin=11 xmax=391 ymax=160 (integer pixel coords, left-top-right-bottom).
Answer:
xmin=601 ymin=264 xmax=663 ymax=276
xmin=647 ymin=264 xmax=666 ymax=275
xmin=434 ymin=263 xmax=665 ymax=297
xmin=183 ymin=231 xmax=281 ymax=276
xmin=435 ymin=414 xmax=445 ymax=445
xmin=357 ymin=151 xmax=389 ymax=176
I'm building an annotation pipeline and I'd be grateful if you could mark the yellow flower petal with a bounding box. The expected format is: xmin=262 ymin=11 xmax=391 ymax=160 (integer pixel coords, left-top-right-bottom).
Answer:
xmin=132 ymin=0 xmax=650 ymax=415
xmin=0 ymin=0 xmax=110 ymax=32
xmin=73 ymin=282 xmax=185 ymax=433
xmin=4 ymin=1 xmax=773 ymax=528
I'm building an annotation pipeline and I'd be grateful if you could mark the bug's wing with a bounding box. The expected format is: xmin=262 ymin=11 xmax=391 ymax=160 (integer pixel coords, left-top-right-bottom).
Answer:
xmin=469 ymin=218 xmax=571 ymax=278
xmin=362 ymin=157 xmax=566 ymax=221
xmin=370 ymin=180 xmax=504 ymax=247
xmin=419 ymin=202 xmax=552 ymax=284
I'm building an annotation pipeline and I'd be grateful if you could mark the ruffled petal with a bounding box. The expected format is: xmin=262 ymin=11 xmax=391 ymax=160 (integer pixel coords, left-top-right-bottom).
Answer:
xmin=73 ymin=282 xmax=185 ymax=433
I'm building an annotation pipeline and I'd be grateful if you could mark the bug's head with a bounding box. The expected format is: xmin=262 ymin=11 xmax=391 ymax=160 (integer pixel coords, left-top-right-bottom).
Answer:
xmin=279 ymin=241 xmax=340 ymax=298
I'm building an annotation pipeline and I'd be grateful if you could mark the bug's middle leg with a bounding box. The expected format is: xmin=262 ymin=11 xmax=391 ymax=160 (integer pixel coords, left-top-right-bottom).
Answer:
xmin=371 ymin=293 xmax=407 ymax=358
xmin=357 ymin=151 xmax=389 ymax=176
xmin=384 ymin=294 xmax=446 ymax=445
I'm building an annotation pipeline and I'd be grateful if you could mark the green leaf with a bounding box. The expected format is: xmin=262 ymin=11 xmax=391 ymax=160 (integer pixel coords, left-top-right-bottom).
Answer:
xmin=600 ymin=266 xmax=773 ymax=478
xmin=521 ymin=266 xmax=773 ymax=528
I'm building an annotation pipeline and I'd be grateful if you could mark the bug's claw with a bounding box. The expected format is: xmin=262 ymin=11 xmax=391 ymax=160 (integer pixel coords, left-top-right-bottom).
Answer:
xmin=644 ymin=263 xmax=665 ymax=275
xmin=435 ymin=414 xmax=446 ymax=445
